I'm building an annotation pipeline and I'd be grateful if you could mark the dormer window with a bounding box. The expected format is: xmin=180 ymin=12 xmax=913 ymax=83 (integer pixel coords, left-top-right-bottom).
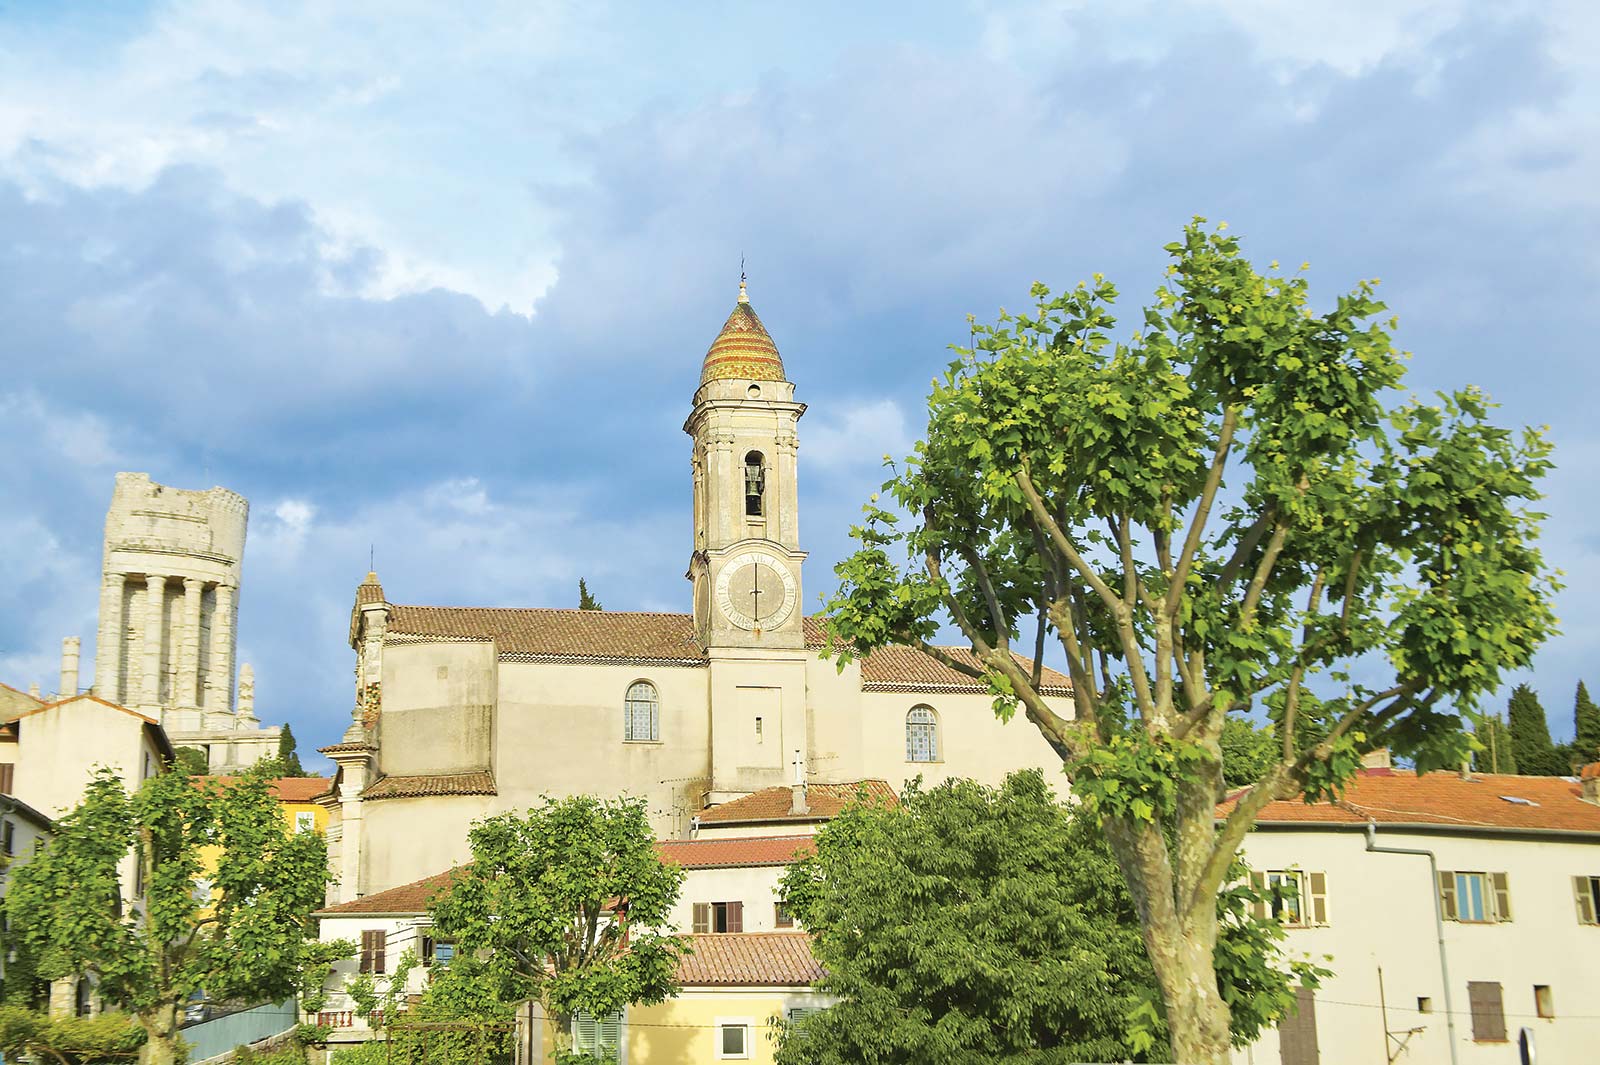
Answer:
xmin=743 ymin=452 xmax=765 ymax=517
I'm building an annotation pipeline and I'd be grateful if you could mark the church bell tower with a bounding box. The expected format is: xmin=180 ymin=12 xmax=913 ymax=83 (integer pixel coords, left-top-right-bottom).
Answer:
xmin=685 ymin=278 xmax=807 ymax=650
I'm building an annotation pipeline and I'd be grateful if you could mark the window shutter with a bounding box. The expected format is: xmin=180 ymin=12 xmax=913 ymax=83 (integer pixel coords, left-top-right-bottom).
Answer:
xmin=1490 ymin=872 xmax=1512 ymax=922
xmin=728 ymin=900 xmax=744 ymax=933
xmin=1437 ymin=871 xmax=1458 ymax=921
xmin=693 ymin=903 xmax=709 ymax=934
xmin=1308 ymin=872 xmax=1329 ymax=926
xmin=599 ymin=1011 xmax=621 ymax=1059
xmin=1574 ymin=876 xmax=1598 ymax=925
xmin=0 ymin=763 xmax=14 ymax=793
xmin=574 ymin=1012 xmax=598 ymax=1053
xmin=1467 ymin=981 xmax=1506 ymax=1043
xmin=374 ymin=931 xmax=386 ymax=975
xmin=1249 ymin=871 xmax=1267 ymax=921
xmin=359 ymin=930 xmax=375 ymax=974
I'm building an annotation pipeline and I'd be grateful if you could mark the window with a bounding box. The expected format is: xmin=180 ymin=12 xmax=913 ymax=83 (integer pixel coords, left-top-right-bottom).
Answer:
xmin=1573 ymin=875 xmax=1600 ymax=924
xmin=1 ymin=819 xmax=13 ymax=857
xmin=1416 ymin=997 xmax=1433 ymax=1014
xmin=359 ymin=929 xmax=387 ymax=975
xmin=743 ymin=452 xmax=765 ymax=517
xmin=717 ymin=1019 xmax=752 ymax=1059
xmin=624 ymin=681 xmax=659 ymax=743
xmin=1248 ymin=870 xmax=1328 ymax=927
xmin=295 ymin=811 xmax=316 ymax=833
xmin=693 ymin=901 xmax=744 ymax=934
xmin=774 ymin=899 xmax=794 ymax=929
xmin=1467 ymin=981 xmax=1506 ymax=1042
xmin=422 ymin=935 xmax=456 ymax=969
xmin=75 ymin=978 xmax=92 ymax=1018
xmin=572 ymin=1011 xmax=621 ymax=1061
xmin=1439 ymin=871 xmax=1511 ymax=923
xmin=906 ymin=706 xmax=939 ymax=763
xmin=1534 ymin=984 xmax=1554 ymax=1019
xmin=787 ymin=1006 xmax=820 ymax=1024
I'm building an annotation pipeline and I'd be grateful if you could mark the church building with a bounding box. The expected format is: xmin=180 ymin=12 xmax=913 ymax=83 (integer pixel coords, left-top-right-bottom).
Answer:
xmin=322 ymin=282 xmax=1073 ymax=900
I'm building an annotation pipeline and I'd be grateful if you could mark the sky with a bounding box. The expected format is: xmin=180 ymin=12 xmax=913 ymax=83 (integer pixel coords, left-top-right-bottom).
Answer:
xmin=2 ymin=1 xmax=1596 ymax=772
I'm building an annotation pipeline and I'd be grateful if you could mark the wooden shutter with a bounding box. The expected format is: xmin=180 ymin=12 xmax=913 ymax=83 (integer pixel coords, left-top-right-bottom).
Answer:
xmin=693 ymin=903 xmax=709 ymax=934
xmin=728 ymin=900 xmax=744 ymax=933
xmin=574 ymin=1011 xmax=598 ymax=1053
xmin=1250 ymin=871 xmax=1267 ymax=920
xmin=1490 ymin=872 xmax=1512 ymax=922
xmin=1467 ymin=981 xmax=1506 ymax=1043
xmin=1277 ymin=986 xmax=1320 ymax=1065
xmin=360 ymin=929 xmax=386 ymax=975
xmin=599 ymin=1011 xmax=621 ymax=1059
xmin=0 ymin=762 xmax=14 ymax=793
xmin=359 ymin=930 xmax=374 ymax=973
xmin=1437 ymin=871 xmax=1458 ymax=921
xmin=1307 ymin=872 xmax=1329 ymax=926
xmin=1574 ymin=876 xmax=1598 ymax=925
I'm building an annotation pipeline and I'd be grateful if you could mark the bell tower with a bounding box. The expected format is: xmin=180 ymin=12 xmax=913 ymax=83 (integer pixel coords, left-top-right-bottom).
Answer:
xmin=685 ymin=278 xmax=807 ymax=650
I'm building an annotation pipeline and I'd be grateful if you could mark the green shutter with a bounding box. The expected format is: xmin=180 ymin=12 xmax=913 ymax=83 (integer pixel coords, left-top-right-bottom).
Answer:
xmin=1574 ymin=876 xmax=1597 ymax=925
xmin=1308 ymin=872 xmax=1329 ymax=926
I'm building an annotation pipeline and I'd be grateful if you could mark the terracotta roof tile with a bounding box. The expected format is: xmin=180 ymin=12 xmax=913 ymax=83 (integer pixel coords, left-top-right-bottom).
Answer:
xmin=356 ymin=573 xmax=386 ymax=606
xmin=698 ymin=780 xmax=896 ymax=825
xmin=658 ymin=835 xmax=816 ymax=869
xmin=700 ymin=292 xmax=785 ymax=386
xmin=316 ymin=870 xmax=459 ymax=916
xmin=1219 ymin=768 xmax=1600 ymax=835
xmin=386 ymin=606 xmax=706 ymax=664
xmin=677 ymin=932 xmax=822 ymax=987
xmin=318 ymin=741 xmax=376 ymax=755
xmin=858 ymin=644 xmax=1072 ymax=695
xmin=364 ymin=771 xmax=497 ymax=802
xmin=204 ymin=776 xmax=333 ymax=802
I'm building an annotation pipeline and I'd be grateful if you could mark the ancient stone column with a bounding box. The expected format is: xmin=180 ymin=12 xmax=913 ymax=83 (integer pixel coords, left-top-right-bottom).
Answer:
xmin=59 ymin=636 xmax=80 ymax=699
xmin=141 ymin=574 xmax=166 ymax=708
xmin=94 ymin=573 xmax=126 ymax=701
xmin=206 ymin=583 xmax=236 ymax=712
xmin=177 ymin=578 xmax=203 ymax=708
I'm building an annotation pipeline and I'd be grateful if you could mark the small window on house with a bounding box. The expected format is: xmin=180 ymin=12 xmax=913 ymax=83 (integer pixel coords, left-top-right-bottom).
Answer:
xmin=1248 ymin=870 xmax=1328 ymax=927
xmin=1467 ymin=981 xmax=1506 ymax=1042
xmin=295 ymin=811 xmax=316 ymax=833
xmin=624 ymin=681 xmax=659 ymax=742
xmin=693 ymin=901 xmax=744 ymax=934
xmin=775 ymin=899 xmax=794 ymax=928
xmin=744 ymin=452 xmax=765 ymax=517
xmin=906 ymin=706 xmax=939 ymax=763
xmin=359 ymin=929 xmax=387 ymax=975
xmin=1573 ymin=875 xmax=1600 ymax=925
xmin=1417 ymin=997 xmax=1433 ymax=1014
xmin=787 ymin=1006 xmax=819 ymax=1024
xmin=572 ymin=1011 xmax=621 ymax=1061
xmin=718 ymin=1021 xmax=751 ymax=1059
xmin=75 ymin=978 xmax=92 ymax=1017
xmin=1 ymin=819 xmax=13 ymax=857
xmin=422 ymin=935 xmax=456 ymax=969
xmin=1534 ymin=984 xmax=1554 ymax=1019
xmin=1440 ymin=871 xmax=1511 ymax=923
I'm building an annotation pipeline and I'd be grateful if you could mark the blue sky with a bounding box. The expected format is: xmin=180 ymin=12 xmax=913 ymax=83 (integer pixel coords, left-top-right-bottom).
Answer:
xmin=2 ymin=1 xmax=1596 ymax=770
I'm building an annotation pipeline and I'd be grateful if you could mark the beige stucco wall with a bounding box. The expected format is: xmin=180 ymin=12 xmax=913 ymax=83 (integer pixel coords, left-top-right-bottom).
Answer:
xmin=360 ymin=794 xmax=491 ymax=898
xmin=858 ymin=689 xmax=1069 ymax=794
xmin=10 ymin=700 xmax=160 ymax=819
xmin=671 ymin=864 xmax=793 ymax=934
xmin=380 ymin=642 xmax=496 ymax=775
xmin=1235 ymin=825 xmax=1600 ymax=1065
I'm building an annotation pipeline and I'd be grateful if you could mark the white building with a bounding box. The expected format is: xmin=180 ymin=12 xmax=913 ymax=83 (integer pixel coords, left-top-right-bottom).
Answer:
xmin=1231 ymin=761 xmax=1600 ymax=1065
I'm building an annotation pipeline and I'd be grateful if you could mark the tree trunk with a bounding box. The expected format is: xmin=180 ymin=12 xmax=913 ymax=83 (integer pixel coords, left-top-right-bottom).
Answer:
xmin=138 ymin=1003 xmax=181 ymax=1065
xmin=1154 ymin=930 xmax=1233 ymax=1065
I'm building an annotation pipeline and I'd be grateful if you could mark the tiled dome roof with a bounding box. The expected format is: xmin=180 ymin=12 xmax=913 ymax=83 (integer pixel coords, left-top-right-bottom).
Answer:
xmin=700 ymin=283 xmax=785 ymax=385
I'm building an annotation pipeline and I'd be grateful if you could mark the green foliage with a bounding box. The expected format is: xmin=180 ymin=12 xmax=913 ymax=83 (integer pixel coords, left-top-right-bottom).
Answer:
xmin=778 ymin=772 xmax=1322 ymax=1064
xmin=820 ymin=221 xmax=1559 ymax=1061
xmin=346 ymin=949 xmax=418 ymax=1024
xmin=1574 ymin=681 xmax=1600 ymax=764
xmin=383 ymin=957 xmax=518 ymax=1065
xmin=175 ymin=747 xmax=210 ymax=775
xmin=429 ymin=795 xmax=683 ymax=1058
xmin=578 ymin=578 xmax=603 ymax=611
xmin=275 ymin=724 xmax=309 ymax=777
xmin=4 ymin=765 xmax=334 ymax=1064
xmin=1507 ymin=684 xmax=1565 ymax=775
xmin=331 ymin=1041 xmax=388 ymax=1065
xmin=296 ymin=939 xmax=356 ymax=1014
xmin=293 ymin=1022 xmax=332 ymax=1046
xmin=1473 ymin=713 xmax=1518 ymax=774
xmin=0 ymin=1005 xmax=147 ymax=1063
xmin=1218 ymin=718 xmax=1277 ymax=789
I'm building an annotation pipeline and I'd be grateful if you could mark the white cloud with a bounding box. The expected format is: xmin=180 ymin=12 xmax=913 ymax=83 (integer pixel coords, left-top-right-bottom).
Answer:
xmin=805 ymin=398 xmax=912 ymax=473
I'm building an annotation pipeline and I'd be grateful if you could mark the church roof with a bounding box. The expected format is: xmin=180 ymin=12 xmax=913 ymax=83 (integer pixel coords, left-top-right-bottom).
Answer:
xmin=363 ymin=770 xmax=498 ymax=802
xmin=700 ymin=284 xmax=785 ymax=385
xmin=697 ymin=780 xmax=897 ymax=825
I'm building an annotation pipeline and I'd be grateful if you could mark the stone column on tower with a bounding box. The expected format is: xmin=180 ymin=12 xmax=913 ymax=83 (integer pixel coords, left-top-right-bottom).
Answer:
xmin=141 ymin=574 xmax=166 ymax=707
xmin=177 ymin=577 xmax=203 ymax=708
xmin=775 ymin=428 xmax=800 ymax=546
xmin=206 ymin=583 xmax=236 ymax=713
xmin=95 ymin=573 xmax=126 ymax=701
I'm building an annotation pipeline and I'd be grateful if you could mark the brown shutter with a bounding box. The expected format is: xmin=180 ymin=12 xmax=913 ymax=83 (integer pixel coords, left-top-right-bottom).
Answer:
xmin=1574 ymin=876 xmax=1597 ymax=925
xmin=374 ymin=931 xmax=386 ymax=975
xmin=1490 ymin=872 xmax=1511 ymax=922
xmin=1250 ymin=871 xmax=1267 ymax=921
xmin=359 ymin=930 xmax=375 ymax=974
xmin=1308 ymin=872 xmax=1328 ymax=926
xmin=693 ymin=903 xmax=709 ymax=935
xmin=1467 ymin=981 xmax=1506 ymax=1043
xmin=728 ymin=901 xmax=744 ymax=933
xmin=1438 ymin=871 xmax=1458 ymax=921
xmin=0 ymin=763 xmax=13 ymax=793
xmin=1278 ymin=986 xmax=1320 ymax=1065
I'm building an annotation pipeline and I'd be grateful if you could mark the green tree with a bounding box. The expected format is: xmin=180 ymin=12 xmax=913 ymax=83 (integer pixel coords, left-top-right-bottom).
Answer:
xmin=174 ymin=747 xmax=210 ymax=775
xmin=1573 ymin=681 xmax=1600 ymax=764
xmin=3 ymin=766 xmax=334 ymax=1065
xmin=1218 ymin=718 xmax=1277 ymax=790
xmin=578 ymin=579 xmax=603 ymax=611
xmin=778 ymin=772 xmax=1320 ymax=1064
xmin=822 ymin=222 xmax=1558 ymax=1063
xmin=1507 ymin=684 xmax=1563 ymax=776
xmin=429 ymin=795 xmax=684 ymax=1061
xmin=275 ymin=723 xmax=308 ymax=777
xmin=1474 ymin=714 xmax=1517 ymax=774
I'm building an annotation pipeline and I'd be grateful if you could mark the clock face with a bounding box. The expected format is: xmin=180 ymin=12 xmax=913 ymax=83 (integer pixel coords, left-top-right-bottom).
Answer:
xmin=715 ymin=551 xmax=797 ymax=631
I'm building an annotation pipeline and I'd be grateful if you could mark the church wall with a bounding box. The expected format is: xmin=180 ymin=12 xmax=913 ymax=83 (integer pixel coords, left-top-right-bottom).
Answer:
xmin=493 ymin=659 xmax=714 ymax=840
xmin=378 ymin=642 xmax=495 ymax=775
xmin=857 ymin=689 xmax=1070 ymax=794
xmin=360 ymin=794 xmax=493 ymax=897
xmin=707 ymin=653 xmax=808 ymax=799
xmin=802 ymin=654 xmax=865 ymax=783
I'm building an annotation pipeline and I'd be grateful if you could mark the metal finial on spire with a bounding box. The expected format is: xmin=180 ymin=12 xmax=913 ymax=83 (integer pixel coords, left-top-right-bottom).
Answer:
xmin=738 ymin=255 xmax=749 ymax=303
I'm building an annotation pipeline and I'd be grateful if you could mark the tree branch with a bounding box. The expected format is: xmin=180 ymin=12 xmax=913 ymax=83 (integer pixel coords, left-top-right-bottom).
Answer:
xmin=956 ymin=543 xmax=1011 ymax=652
xmin=1238 ymin=518 xmax=1290 ymax=627
xmin=1214 ymin=510 xmax=1272 ymax=591
xmin=1167 ymin=405 xmax=1241 ymax=614
xmin=1282 ymin=567 xmax=1326 ymax=763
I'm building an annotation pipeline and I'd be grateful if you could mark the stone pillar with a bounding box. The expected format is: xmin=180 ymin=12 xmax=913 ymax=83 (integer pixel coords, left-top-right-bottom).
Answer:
xmin=336 ymin=762 xmax=369 ymax=902
xmin=177 ymin=578 xmax=203 ymax=708
xmin=141 ymin=575 xmax=166 ymax=708
xmin=59 ymin=636 xmax=80 ymax=699
xmin=236 ymin=663 xmax=258 ymax=726
xmin=776 ymin=427 xmax=800 ymax=547
xmin=206 ymin=583 xmax=236 ymax=712
xmin=95 ymin=574 xmax=126 ymax=701
xmin=714 ymin=427 xmax=736 ymax=544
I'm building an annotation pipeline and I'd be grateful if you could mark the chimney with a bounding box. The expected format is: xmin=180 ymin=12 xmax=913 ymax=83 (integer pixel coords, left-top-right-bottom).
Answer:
xmin=60 ymin=636 xmax=80 ymax=698
xmin=1361 ymin=747 xmax=1392 ymax=771
xmin=1582 ymin=763 xmax=1600 ymax=805
xmin=790 ymin=748 xmax=808 ymax=816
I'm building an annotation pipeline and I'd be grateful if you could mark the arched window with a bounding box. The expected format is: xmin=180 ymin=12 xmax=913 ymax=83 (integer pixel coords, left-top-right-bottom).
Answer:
xmin=744 ymin=451 xmax=765 ymax=517
xmin=906 ymin=706 xmax=939 ymax=763
xmin=625 ymin=681 xmax=659 ymax=742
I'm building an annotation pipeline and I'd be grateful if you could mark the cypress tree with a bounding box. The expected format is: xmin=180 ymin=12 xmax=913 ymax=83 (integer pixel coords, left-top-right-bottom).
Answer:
xmin=578 ymin=578 xmax=603 ymax=611
xmin=1574 ymin=681 xmax=1600 ymax=763
xmin=277 ymin=722 xmax=307 ymax=776
xmin=1475 ymin=714 xmax=1517 ymax=774
xmin=1506 ymin=684 xmax=1562 ymax=776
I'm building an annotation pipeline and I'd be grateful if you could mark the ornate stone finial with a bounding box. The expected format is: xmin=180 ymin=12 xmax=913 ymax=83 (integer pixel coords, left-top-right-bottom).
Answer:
xmin=237 ymin=663 xmax=256 ymax=722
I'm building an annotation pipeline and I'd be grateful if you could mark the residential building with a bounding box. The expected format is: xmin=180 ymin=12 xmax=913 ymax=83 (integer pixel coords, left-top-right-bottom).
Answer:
xmin=1229 ymin=761 xmax=1600 ymax=1065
